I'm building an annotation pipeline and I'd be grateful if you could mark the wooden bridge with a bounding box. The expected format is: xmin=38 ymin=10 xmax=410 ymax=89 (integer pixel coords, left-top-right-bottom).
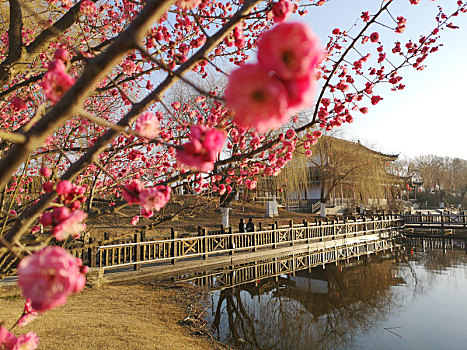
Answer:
xmin=69 ymin=216 xmax=404 ymax=282
xmin=3 ymin=212 xmax=466 ymax=283
xmin=404 ymin=212 xmax=467 ymax=230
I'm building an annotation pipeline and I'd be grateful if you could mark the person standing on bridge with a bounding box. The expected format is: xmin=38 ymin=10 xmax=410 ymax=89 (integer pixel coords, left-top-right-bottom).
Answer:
xmin=239 ymin=218 xmax=245 ymax=233
xmin=246 ymin=217 xmax=255 ymax=232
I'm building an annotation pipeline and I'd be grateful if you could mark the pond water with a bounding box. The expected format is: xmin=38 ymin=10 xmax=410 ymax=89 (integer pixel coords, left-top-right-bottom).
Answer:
xmin=204 ymin=246 xmax=467 ymax=350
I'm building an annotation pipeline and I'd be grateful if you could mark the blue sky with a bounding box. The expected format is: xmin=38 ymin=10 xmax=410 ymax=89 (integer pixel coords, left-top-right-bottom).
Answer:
xmin=301 ymin=0 xmax=467 ymax=159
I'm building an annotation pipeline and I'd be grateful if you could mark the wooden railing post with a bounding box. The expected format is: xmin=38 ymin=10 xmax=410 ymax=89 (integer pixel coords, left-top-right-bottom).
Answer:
xmin=319 ymin=221 xmax=323 ymax=241
xmin=275 ymin=220 xmax=279 ymax=246
xmin=271 ymin=223 xmax=277 ymax=249
xmin=289 ymin=220 xmax=294 ymax=246
xmin=201 ymin=228 xmax=208 ymax=260
xmin=134 ymin=233 xmax=141 ymax=271
xmin=303 ymin=219 xmax=309 ymax=243
xmin=140 ymin=232 xmax=146 ymax=264
xmin=229 ymin=227 xmax=234 ymax=255
xmin=171 ymin=228 xmax=177 ymax=265
xmin=88 ymin=246 xmax=97 ymax=268
xmin=252 ymin=224 xmax=257 ymax=252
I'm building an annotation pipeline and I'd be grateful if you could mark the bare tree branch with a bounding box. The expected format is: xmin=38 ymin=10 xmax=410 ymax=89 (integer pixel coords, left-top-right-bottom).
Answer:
xmin=1 ymin=0 xmax=261 ymax=247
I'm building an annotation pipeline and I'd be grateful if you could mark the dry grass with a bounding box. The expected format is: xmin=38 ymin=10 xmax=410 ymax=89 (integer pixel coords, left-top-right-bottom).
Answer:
xmin=0 ymin=282 xmax=223 ymax=350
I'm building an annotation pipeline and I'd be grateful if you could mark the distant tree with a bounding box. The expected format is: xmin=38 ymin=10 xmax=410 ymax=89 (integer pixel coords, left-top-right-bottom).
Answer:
xmin=451 ymin=158 xmax=467 ymax=208
xmin=411 ymin=155 xmax=467 ymax=208
xmin=276 ymin=136 xmax=397 ymax=216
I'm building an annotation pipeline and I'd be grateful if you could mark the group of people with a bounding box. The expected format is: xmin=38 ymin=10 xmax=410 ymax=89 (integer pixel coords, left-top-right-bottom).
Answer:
xmin=239 ymin=217 xmax=255 ymax=233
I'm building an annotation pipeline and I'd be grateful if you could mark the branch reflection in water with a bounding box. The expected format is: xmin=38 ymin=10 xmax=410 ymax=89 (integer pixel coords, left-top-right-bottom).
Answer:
xmin=201 ymin=246 xmax=467 ymax=350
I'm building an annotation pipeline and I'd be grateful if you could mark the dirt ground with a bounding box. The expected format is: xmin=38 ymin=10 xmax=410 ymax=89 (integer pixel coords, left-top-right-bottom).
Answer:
xmin=1 ymin=198 xmax=323 ymax=349
xmin=0 ymin=282 xmax=225 ymax=350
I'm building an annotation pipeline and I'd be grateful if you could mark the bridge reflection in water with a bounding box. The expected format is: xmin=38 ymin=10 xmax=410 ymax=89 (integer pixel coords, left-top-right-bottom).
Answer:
xmin=202 ymin=247 xmax=405 ymax=350
xmin=174 ymin=237 xmax=401 ymax=291
xmin=173 ymin=237 xmax=467 ymax=350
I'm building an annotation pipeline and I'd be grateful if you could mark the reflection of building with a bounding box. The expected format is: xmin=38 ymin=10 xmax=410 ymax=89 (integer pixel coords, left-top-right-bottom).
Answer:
xmin=259 ymin=137 xmax=399 ymax=213
xmin=270 ymin=257 xmax=404 ymax=317
xmin=208 ymin=252 xmax=406 ymax=350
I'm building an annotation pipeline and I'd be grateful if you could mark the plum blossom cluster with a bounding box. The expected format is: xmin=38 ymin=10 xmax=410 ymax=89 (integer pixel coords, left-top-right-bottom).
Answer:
xmin=17 ymin=246 xmax=88 ymax=312
xmin=80 ymin=0 xmax=97 ymax=17
xmin=41 ymin=49 xmax=75 ymax=104
xmin=40 ymin=178 xmax=87 ymax=240
xmin=271 ymin=0 xmax=297 ymax=23
xmin=0 ymin=327 xmax=39 ymax=350
xmin=134 ymin=112 xmax=160 ymax=140
xmin=40 ymin=207 xmax=87 ymax=241
xmin=225 ymin=22 xmax=324 ymax=133
xmin=122 ymin=180 xmax=171 ymax=218
xmin=176 ymin=125 xmax=226 ymax=172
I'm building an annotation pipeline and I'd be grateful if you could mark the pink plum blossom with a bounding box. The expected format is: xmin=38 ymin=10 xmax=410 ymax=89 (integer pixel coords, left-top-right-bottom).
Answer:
xmin=371 ymin=95 xmax=382 ymax=105
xmin=272 ymin=0 xmax=295 ymax=23
xmin=134 ymin=112 xmax=160 ymax=140
xmin=56 ymin=180 xmax=72 ymax=195
xmin=39 ymin=166 xmax=51 ymax=177
xmin=131 ymin=216 xmax=139 ymax=225
xmin=176 ymin=126 xmax=226 ymax=172
xmin=53 ymin=207 xmax=70 ymax=222
xmin=138 ymin=186 xmax=171 ymax=212
xmin=41 ymin=69 xmax=75 ymax=103
xmin=121 ymin=60 xmax=136 ymax=75
xmin=11 ymin=97 xmax=27 ymax=112
xmin=122 ymin=179 xmax=145 ymax=205
xmin=245 ymin=179 xmax=257 ymax=190
xmin=42 ymin=181 xmax=54 ymax=193
xmin=176 ymin=0 xmax=202 ymax=10
xmin=370 ymin=32 xmax=380 ymax=43
xmin=282 ymin=74 xmax=316 ymax=113
xmin=225 ymin=64 xmax=289 ymax=133
xmin=13 ymin=332 xmax=39 ymax=349
xmin=47 ymin=59 xmax=66 ymax=72
xmin=17 ymin=246 xmax=87 ymax=312
xmin=80 ymin=0 xmax=97 ymax=16
xmin=218 ymin=184 xmax=226 ymax=195
xmin=140 ymin=208 xmax=153 ymax=218
xmin=52 ymin=209 xmax=87 ymax=240
xmin=54 ymin=48 xmax=69 ymax=62
xmin=0 ymin=327 xmax=17 ymax=349
xmin=264 ymin=167 xmax=274 ymax=176
xmin=39 ymin=212 xmax=53 ymax=226
xmin=285 ymin=129 xmax=295 ymax=139
xmin=257 ymin=22 xmax=324 ymax=80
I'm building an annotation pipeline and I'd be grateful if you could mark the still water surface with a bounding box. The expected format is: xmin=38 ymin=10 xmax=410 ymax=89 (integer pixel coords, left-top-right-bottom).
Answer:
xmin=204 ymin=247 xmax=467 ymax=350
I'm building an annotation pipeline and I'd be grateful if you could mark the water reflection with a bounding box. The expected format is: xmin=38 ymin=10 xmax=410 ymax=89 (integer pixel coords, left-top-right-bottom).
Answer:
xmin=205 ymin=247 xmax=467 ymax=350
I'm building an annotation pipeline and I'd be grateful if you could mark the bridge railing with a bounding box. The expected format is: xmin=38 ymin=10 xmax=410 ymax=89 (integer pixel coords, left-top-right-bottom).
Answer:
xmin=404 ymin=213 xmax=467 ymax=228
xmin=70 ymin=216 xmax=404 ymax=271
